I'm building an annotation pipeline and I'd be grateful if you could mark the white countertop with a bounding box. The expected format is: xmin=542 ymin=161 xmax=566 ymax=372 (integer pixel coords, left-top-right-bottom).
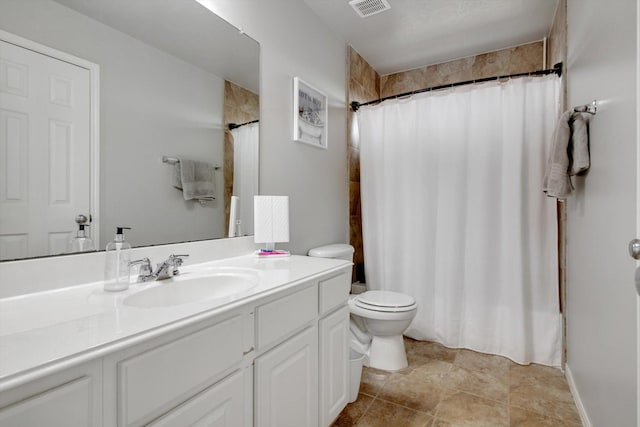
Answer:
xmin=0 ymin=254 xmax=350 ymax=391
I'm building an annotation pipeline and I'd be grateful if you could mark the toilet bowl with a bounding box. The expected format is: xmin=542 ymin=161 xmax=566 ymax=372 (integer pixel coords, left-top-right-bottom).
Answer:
xmin=307 ymin=244 xmax=417 ymax=372
xmin=349 ymin=290 xmax=417 ymax=371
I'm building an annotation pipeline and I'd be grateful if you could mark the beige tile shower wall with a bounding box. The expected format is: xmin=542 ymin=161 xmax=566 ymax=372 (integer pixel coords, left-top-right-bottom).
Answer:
xmin=223 ymin=81 xmax=259 ymax=233
xmin=548 ymin=0 xmax=567 ymax=107
xmin=380 ymin=42 xmax=544 ymax=98
xmin=348 ymin=47 xmax=380 ymax=283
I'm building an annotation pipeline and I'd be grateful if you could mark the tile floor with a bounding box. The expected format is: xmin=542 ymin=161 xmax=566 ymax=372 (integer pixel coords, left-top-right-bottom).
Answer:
xmin=333 ymin=338 xmax=582 ymax=427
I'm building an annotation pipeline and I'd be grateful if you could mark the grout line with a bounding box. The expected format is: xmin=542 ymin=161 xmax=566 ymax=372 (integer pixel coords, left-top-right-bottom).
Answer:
xmin=354 ymin=394 xmax=377 ymax=425
xmin=371 ymin=395 xmax=435 ymax=417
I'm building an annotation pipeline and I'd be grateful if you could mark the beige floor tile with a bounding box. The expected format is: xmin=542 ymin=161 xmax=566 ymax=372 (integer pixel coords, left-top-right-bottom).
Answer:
xmin=435 ymin=391 xmax=508 ymax=426
xmin=356 ymin=399 xmax=433 ymax=427
xmin=431 ymin=419 xmax=453 ymax=426
xmin=509 ymin=363 xmax=580 ymax=424
xmin=510 ymin=363 xmax=570 ymax=392
xmin=402 ymin=359 xmax=454 ymax=387
xmin=336 ymin=341 xmax=582 ymax=427
xmin=509 ymin=405 xmax=582 ymax=427
xmin=359 ymin=366 xmax=391 ymax=397
xmin=455 ymin=349 xmax=513 ymax=379
xmin=332 ymin=394 xmax=374 ymax=427
xmin=509 ymin=382 xmax=581 ymax=425
xmin=444 ymin=364 xmax=508 ymax=402
xmin=377 ymin=369 xmax=443 ymax=414
xmin=392 ymin=353 xmax=437 ymax=376
xmin=405 ymin=349 xmax=508 ymax=402
xmin=404 ymin=338 xmax=458 ymax=363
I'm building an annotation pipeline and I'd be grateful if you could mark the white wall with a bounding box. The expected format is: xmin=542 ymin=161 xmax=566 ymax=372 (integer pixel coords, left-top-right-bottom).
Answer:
xmin=566 ymin=0 xmax=637 ymax=425
xmin=197 ymin=0 xmax=350 ymax=255
xmin=0 ymin=0 xmax=226 ymax=248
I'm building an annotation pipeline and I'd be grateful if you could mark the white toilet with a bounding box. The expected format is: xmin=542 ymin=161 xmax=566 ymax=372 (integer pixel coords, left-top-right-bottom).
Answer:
xmin=308 ymin=244 xmax=417 ymax=372
xmin=349 ymin=290 xmax=416 ymax=371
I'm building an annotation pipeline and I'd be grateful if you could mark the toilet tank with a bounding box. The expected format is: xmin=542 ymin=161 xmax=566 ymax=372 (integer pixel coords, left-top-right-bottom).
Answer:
xmin=308 ymin=244 xmax=355 ymax=262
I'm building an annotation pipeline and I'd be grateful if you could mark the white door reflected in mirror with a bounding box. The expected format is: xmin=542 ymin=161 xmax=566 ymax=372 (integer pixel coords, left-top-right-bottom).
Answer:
xmin=0 ymin=38 xmax=93 ymax=260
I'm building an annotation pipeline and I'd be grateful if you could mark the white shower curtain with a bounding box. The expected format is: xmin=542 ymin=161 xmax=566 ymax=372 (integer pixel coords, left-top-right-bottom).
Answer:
xmin=231 ymin=122 xmax=259 ymax=236
xmin=358 ymin=76 xmax=561 ymax=366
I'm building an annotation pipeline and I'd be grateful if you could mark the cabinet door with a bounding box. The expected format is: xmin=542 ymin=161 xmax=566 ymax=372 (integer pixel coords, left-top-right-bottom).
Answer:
xmin=319 ymin=306 xmax=349 ymax=427
xmin=255 ymin=325 xmax=318 ymax=427
xmin=0 ymin=361 xmax=101 ymax=427
xmin=149 ymin=370 xmax=245 ymax=427
xmin=0 ymin=376 xmax=96 ymax=427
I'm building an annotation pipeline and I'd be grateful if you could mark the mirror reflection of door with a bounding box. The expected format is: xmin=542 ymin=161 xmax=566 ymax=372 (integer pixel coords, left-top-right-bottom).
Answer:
xmin=0 ymin=37 xmax=92 ymax=260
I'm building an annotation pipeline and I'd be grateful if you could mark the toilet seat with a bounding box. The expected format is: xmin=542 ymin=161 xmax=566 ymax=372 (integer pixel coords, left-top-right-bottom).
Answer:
xmin=354 ymin=291 xmax=416 ymax=313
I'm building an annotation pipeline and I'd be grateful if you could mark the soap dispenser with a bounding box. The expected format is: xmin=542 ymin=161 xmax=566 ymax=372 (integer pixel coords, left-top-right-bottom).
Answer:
xmin=104 ymin=226 xmax=132 ymax=292
xmin=68 ymin=223 xmax=95 ymax=253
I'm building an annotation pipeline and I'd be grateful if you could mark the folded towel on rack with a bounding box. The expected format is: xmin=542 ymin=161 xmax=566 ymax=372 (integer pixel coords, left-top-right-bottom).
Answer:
xmin=173 ymin=158 xmax=216 ymax=202
xmin=570 ymin=113 xmax=590 ymax=175
xmin=543 ymin=110 xmax=591 ymax=199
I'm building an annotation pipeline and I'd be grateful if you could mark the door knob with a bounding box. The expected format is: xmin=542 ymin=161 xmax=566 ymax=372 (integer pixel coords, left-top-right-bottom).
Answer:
xmin=75 ymin=214 xmax=89 ymax=224
xmin=629 ymin=239 xmax=640 ymax=260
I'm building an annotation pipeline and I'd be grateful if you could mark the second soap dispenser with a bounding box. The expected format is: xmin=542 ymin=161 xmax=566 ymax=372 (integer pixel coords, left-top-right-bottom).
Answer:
xmin=68 ymin=223 xmax=95 ymax=253
xmin=104 ymin=226 xmax=132 ymax=292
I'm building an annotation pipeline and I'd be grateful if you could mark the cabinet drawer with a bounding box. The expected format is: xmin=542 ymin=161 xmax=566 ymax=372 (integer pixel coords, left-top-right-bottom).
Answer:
xmin=149 ymin=370 xmax=244 ymax=427
xmin=256 ymin=284 xmax=317 ymax=350
xmin=318 ymin=272 xmax=350 ymax=315
xmin=118 ymin=315 xmax=243 ymax=426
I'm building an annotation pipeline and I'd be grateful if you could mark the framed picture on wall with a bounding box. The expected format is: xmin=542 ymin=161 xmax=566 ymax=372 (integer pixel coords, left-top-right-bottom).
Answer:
xmin=293 ymin=77 xmax=328 ymax=149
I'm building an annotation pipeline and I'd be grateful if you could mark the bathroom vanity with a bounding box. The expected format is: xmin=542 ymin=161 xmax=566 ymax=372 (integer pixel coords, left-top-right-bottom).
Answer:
xmin=0 ymin=253 xmax=351 ymax=427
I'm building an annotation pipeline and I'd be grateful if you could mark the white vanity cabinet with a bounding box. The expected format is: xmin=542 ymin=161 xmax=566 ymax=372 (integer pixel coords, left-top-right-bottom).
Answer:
xmin=319 ymin=305 xmax=349 ymax=427
xmin=0 ymin=259 xmax=352 ymax=427
xmin=318 ymin=272 xmax=351 ymax=427
xmin=0 ymin=360 xmax=103 ymax=427
xmin=103 ymin=311 xmax=249 ymax=427
xmin=148 ymin=368 xmax=246 ymax=427
xmin=254 ymin=270 xmax=351 ymax=427
xmin=255 ymin=325 xmax=319 ymax=427
xmin=254 ymin=282 xmax=320 ymax=427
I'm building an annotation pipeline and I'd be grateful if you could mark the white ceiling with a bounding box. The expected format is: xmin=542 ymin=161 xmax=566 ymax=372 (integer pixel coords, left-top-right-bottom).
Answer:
xmin=304 ymin=0 xmax=560 ymax=75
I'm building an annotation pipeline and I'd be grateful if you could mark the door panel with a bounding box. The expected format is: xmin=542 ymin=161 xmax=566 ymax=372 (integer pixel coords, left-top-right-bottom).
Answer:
xmin=0 ymin=38 xmax=91 ymax=259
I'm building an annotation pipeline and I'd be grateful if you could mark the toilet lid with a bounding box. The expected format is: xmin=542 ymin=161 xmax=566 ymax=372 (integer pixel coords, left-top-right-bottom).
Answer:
xmin=355 ymin=291 xmax=416 ymax=312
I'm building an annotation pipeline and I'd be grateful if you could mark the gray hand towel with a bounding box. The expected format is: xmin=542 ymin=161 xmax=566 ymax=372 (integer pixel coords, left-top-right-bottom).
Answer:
xmin=543 ymin=110 xmax=591 ymax=199
xmin=172 ymin=158 xmax=216 ymax=201
xmin=543 ymin=110 xmax=574 ymax=199
xmin=569 ymin=113 xmax=590 ymax=175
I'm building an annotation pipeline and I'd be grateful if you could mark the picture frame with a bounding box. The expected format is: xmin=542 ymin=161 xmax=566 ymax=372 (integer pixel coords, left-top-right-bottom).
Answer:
xmin=293 ymin=77 xmax=328 ymax=149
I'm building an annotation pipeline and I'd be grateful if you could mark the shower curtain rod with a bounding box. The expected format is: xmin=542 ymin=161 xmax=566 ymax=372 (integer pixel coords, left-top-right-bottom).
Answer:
xmin=350 ymin=62 xmax=563 ymax=112
xmin=228 ymin=119 xmax=259 ymax=130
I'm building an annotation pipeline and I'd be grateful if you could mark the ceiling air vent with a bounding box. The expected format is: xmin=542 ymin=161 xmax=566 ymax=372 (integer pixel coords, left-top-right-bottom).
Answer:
xmin=348 ymin=0 xmax=391 ymax=18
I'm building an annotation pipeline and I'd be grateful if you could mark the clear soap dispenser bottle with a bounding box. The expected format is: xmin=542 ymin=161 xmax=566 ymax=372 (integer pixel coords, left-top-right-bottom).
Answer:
xmin=104 ymin=226 xmax=132 ymax=292
xmin=68 ymin=224 xmax=95 ymax=253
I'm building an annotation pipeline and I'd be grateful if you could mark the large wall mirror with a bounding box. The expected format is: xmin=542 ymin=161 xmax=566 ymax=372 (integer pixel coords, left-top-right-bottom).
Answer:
xmin=0 ymin=0 xmax=260 ymax=261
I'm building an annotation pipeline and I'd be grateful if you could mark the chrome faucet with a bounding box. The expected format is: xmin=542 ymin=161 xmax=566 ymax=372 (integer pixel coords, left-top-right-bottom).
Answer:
xmin=153 ymin=254 xmax=189 ymax=280
xmin=130 ymin=254 xmax=189 ymax=282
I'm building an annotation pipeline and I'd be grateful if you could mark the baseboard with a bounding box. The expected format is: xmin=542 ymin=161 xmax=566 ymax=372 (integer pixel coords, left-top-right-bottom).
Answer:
xmin=565 ymin=363 xmax=592 ymax=427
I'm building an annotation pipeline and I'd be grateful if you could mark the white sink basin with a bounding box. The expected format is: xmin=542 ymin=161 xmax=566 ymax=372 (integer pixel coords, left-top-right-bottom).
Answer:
xmin=123 ymin=268 xmax=259 ymax=308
